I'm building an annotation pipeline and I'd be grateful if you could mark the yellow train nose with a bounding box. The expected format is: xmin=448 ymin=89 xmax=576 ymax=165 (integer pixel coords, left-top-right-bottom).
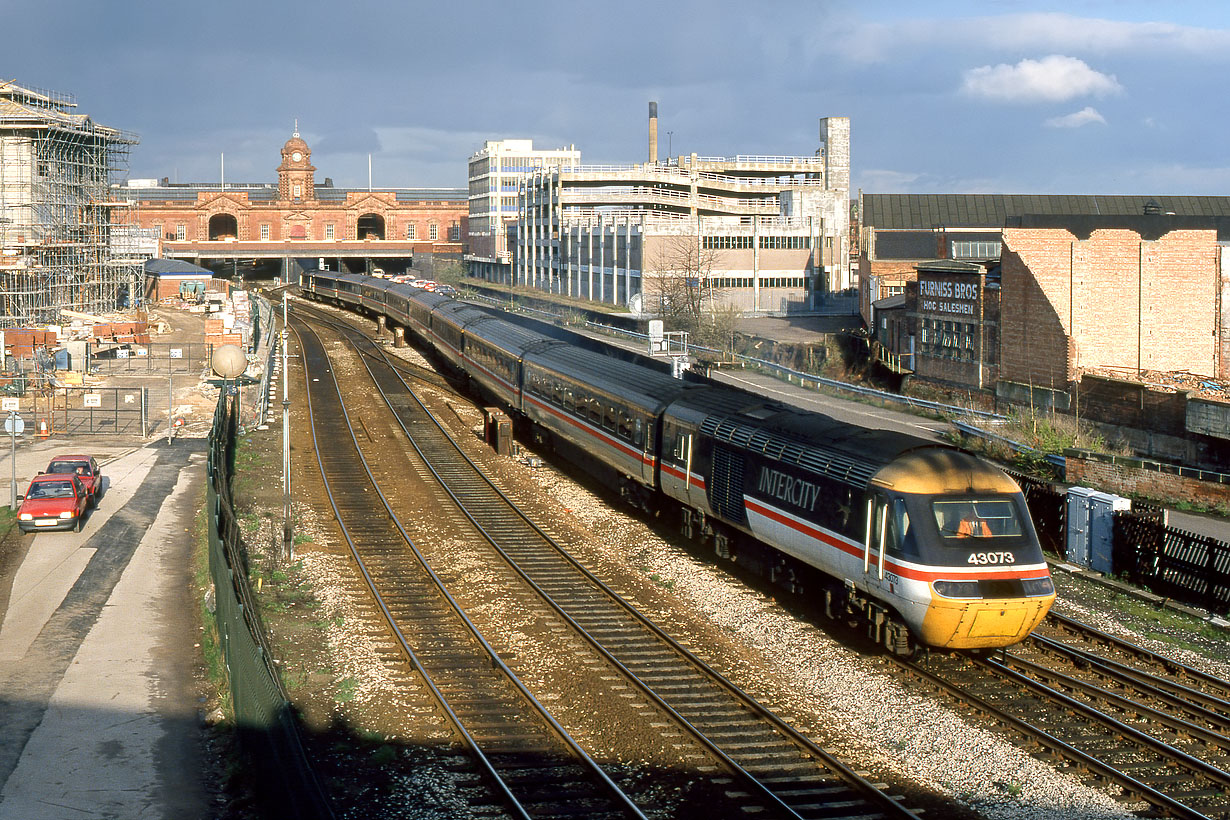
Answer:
xmin=919 ymin=593 xmax=1056 ymax=649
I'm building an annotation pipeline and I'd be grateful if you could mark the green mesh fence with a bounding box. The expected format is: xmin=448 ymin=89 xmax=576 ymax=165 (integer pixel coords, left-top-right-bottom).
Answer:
xmin=208 ymin=393 xmax=334 ymax=819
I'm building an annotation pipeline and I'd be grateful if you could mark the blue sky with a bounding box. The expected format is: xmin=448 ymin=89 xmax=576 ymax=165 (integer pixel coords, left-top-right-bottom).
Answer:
xmin=5 ymin=0 xmax=1228 ymax=194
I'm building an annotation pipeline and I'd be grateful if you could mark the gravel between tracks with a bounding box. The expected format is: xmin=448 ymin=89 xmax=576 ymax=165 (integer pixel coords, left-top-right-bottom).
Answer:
xmin=259 ymin=309 xmax=1230 ymax=819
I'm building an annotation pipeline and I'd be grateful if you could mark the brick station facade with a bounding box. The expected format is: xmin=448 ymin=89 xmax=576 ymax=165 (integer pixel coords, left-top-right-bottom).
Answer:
xmin=123 ymin=132 xmax=467 ymax=257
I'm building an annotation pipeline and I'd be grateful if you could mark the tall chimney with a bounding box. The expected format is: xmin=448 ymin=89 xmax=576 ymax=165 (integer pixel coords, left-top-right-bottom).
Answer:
xmin=649 ymin=101 xmax=658 ymax=163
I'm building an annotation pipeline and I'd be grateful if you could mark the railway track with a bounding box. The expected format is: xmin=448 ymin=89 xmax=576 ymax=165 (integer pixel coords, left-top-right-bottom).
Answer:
xmin=291 ymin=311 xmax=646 ymax=819
xmin=291 ymin=302 xmax=920 ymax=819
xmin=894 ymin=611 xmax=1230 ymax=820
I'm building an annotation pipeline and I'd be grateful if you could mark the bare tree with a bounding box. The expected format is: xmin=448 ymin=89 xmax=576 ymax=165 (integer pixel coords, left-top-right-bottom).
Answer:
xmin=644 ymin=233 xmax=724 ymax=336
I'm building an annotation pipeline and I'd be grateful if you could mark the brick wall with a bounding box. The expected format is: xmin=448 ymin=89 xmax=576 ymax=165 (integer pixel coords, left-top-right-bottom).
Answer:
xmin=1001 ymin=227 xmax=1220 ymax=388
xmin=1077 ymin=375 xmax=1188 ymax=435
xmin=1065 ymin=449 xmax=1230 ymax=509
xmin=858 ymin=259 xmax=919 ymax=325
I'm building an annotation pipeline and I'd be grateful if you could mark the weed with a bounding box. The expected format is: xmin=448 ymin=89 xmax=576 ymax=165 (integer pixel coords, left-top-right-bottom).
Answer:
xmin=371 ymin=744 xmax=398 ymax=765
xmin=334 ymin=677 xmax=358 ymax=703
xmin=649 ymin=573 xmax=675 ymax=590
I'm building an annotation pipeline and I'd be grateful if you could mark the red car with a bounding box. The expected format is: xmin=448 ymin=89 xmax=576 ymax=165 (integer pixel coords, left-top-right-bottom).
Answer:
xmin=18 ymin=473 xmax=90 ymax=533
xmin=43 ymin=455 xmax=102 ymax=507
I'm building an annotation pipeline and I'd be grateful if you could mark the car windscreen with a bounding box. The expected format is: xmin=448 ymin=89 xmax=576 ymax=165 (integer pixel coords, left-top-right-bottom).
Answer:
xmin=27 ymin=481 xmax=75 ymax=499
xmin=932 ymin=498 xmax=1023 ymax=540
xmin=48 ymin=461 xmax=89 ymax=475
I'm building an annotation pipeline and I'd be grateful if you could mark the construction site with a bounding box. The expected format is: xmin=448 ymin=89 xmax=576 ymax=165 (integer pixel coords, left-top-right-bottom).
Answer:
xmin=0 ymin=80 xmax=143 ymax=329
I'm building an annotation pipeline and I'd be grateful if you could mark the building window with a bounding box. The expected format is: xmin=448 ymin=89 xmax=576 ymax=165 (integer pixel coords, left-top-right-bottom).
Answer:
xmin=407 ymin=224 xmax=416 ymax=240
xmin=449 ymin=224 xmax=460 ymax=242
xmin=292 ymin=184 xmax=302 ymax=199
xmin=951 ymin=240 xmax=1002 ymax=259
xmin=325 ymin=224 xmax=335 ymax=240
xmin=429 ymin=223 xmax=439 ymax=241
xmin=260 ymin=224 xmax=270 ymax=241
xmin=175 ymin=224 xmax=186 ymax=241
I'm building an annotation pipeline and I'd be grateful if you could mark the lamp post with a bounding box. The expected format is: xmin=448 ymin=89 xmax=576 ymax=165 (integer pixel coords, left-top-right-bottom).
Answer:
xmin=210 ymin=344 xmax=247 ymax=426
xmin=281 ymin=291 xmax=292 ymax=559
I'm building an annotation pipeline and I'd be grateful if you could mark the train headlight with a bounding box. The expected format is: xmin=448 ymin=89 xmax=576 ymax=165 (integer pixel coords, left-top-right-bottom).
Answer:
xmin=1021 ymin=576 xmax=1055 ymax=597
xmin=932 ymin=580 xmax=982 ymax=599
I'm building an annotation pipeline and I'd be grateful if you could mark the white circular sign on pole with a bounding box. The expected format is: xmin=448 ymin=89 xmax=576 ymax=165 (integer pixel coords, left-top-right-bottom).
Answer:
xmin=4 ymin=414 xmax=24 ymax=435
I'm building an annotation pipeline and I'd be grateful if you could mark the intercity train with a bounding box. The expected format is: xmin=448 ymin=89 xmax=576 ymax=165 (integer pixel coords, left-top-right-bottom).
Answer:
xmin=300 ymin=271 xmax=1056 ymax=654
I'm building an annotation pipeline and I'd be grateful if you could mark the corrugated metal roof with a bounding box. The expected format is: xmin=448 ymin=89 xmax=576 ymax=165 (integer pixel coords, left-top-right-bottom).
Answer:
xmin=863 ymin=194 xmax=1230 ymax=229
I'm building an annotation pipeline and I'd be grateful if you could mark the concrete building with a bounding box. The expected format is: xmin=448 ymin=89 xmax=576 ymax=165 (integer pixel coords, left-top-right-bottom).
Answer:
xmin=0 ymin=80 xmax=143 ymax=326
xmin=122 ymin=130 xmax=467 ymax=277
xmin=513 ymin=116 xmax=851 ymax=315
xmin=465 ymin=139 xmax=580 ymax=283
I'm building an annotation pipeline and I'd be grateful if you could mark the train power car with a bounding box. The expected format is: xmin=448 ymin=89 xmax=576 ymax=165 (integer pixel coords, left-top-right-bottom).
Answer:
xmin=658 ymin=388 xmax=1054 ymax=653
xmin=297 ymin=270 xmax=1056 ymax=653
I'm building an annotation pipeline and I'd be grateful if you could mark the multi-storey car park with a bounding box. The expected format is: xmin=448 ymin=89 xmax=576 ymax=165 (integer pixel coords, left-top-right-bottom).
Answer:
xmin=470 ymin=112 xmax=852 ymax=316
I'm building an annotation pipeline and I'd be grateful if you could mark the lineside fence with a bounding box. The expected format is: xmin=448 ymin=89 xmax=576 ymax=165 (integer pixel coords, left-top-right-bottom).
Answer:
xmin=207 ymin=391 xmax=334 ymax=819
xmin=1008 ymin=467 xmax=1229 ymax=616
xmin=1113 ymin=512 xmax=1230 ymax=615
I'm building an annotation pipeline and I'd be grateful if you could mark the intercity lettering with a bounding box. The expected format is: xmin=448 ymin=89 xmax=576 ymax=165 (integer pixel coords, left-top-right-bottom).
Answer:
xmin=757 ymin=466 xmax=821 ymax=511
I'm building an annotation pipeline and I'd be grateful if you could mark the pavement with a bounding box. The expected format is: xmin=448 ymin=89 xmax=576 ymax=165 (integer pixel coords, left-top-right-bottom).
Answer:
xmin=0 ymin=436 xmax=209 ymax=819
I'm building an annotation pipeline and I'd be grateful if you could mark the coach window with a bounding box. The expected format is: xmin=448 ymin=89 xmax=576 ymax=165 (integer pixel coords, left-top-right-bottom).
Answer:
xmin=618 ymin=410 xmax=632 ymax=440
xmin=634 ymin=417 xmax=644 ymax=447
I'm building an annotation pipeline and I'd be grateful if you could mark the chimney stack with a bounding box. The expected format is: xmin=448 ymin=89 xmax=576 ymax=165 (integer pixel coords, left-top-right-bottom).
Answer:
xmin=649 ymin=101 xmax=658 ymax=163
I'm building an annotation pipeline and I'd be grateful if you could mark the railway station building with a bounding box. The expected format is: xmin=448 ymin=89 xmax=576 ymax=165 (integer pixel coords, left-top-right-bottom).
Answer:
xmin=488 ymin=115 xmax=852 ymax=316
xmin=120 ymin=130 xmax=467 ymax=279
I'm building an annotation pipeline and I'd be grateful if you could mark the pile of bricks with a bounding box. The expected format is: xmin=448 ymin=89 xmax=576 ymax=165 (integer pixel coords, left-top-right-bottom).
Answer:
xmin=204 ymin=317 xmax=243 ymax=348
xmin=91 ymin=321 xmax=151 ymax=345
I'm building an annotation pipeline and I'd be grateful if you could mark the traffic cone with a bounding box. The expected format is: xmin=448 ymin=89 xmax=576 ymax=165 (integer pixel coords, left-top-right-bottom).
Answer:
xmin=37 ymin=420 xmax=48 ymax=439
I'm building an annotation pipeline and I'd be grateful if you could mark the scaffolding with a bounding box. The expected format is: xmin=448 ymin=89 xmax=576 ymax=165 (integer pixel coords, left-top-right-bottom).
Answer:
xmin=0 ymin=80 xmax=141 ymax=328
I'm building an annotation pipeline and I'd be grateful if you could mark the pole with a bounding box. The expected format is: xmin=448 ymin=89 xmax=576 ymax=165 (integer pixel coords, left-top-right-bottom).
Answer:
xmin=167 ymin=372 xmax=173 ymax=444
xmin=9 ymin=413 xmax=16 ymax=511
xmin=282 ymin=291 xmax=293 ymax=559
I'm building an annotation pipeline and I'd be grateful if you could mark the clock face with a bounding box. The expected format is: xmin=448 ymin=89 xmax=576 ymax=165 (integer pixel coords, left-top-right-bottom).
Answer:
xmin=291 ymin=151 xmax=302 ymax=162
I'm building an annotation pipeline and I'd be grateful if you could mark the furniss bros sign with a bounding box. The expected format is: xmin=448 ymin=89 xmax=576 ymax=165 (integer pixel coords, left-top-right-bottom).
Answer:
xmin=920 ymin=279 xmax=979 ymax=316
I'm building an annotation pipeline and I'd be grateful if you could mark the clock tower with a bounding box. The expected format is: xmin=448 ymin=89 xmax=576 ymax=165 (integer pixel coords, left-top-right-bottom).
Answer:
xmin=277 ymin=125 xmax=315 ymax=202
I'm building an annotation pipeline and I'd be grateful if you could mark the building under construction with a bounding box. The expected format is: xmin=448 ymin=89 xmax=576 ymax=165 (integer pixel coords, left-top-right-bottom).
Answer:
xmin=0 ymin=80 xmax=141 ymax=327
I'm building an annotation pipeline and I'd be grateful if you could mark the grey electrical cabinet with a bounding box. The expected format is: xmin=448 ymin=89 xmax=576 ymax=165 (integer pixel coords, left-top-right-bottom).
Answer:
xmin=1066 ymin=486 xmax=1132 ymax=574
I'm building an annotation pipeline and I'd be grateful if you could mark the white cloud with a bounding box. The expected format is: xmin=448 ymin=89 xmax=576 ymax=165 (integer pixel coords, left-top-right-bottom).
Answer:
xmin=961 ymin=55 xmax=1121 ymax=102
xmin=835 ymin=14 xmax=1230 ymax=64
xmin=1045 ymin=107 xmax=1107 ymax=128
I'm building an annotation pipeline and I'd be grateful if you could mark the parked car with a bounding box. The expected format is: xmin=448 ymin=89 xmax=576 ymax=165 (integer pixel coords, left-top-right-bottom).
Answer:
xmin=18 ymin=473 xmax=90 ymax=533
xmin=43 ymin=455 xmax=102 ymax=507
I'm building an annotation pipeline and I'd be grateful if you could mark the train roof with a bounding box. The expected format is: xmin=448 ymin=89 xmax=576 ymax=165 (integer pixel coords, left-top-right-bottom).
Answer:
xmin=465 ymin=315 xmax=556 ymax=355
xmin=407 ymin=290 xmax=451 ymax=310
xmin=668 ymin=386 xmax=944 ymax=487
xmin=431 ymin=301 xmax=490 ymax=327
xmin=526 ymin=344 xmax=696 ymax=410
